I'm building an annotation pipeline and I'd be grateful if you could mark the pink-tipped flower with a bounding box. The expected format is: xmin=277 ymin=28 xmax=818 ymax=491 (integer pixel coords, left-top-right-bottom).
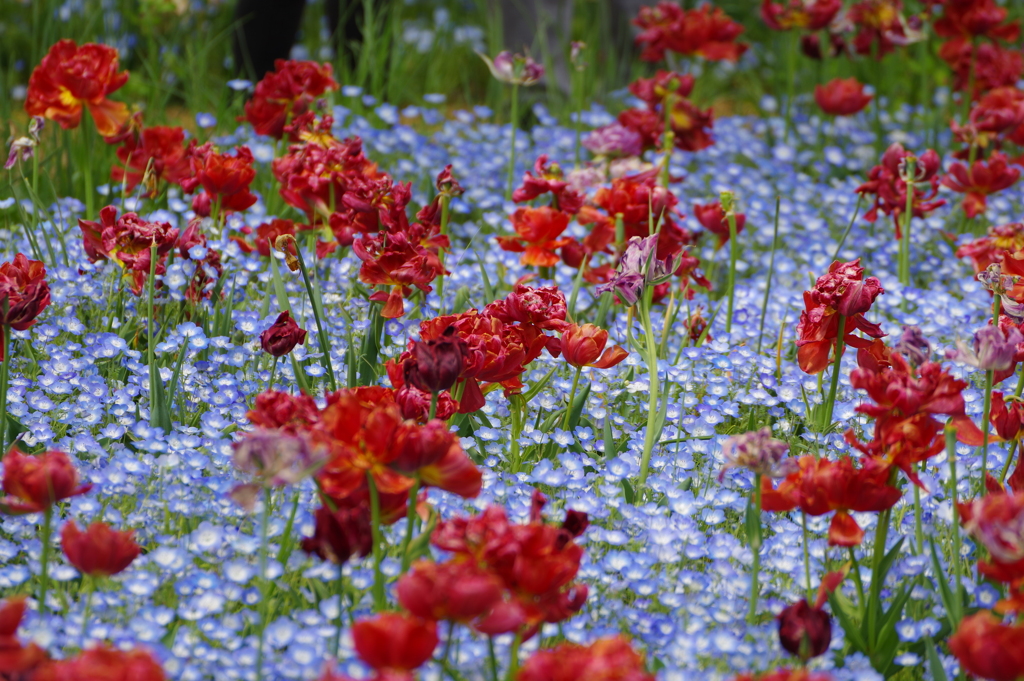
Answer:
xmin=948 ymin=324 xmax=1024 ymax=372
xmin=719 ymin=427 xmax=795 ymax=481
xmin=477 ymin=51 xmax=544 ymax=86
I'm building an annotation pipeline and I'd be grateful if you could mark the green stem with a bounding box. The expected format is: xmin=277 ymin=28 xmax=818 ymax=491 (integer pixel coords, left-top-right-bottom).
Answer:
xmin=801 ymin=511 xmax=814 ymax=604
xmin=946 ymin=423 xmax=963 ymax=627
xmin=0 ymin=323 xmax=10 ymax=455
xmin=1000 ymin=439 xmax=1018 ymax=483
xmin=488 ymin=637 xmax=499 ymax=681
xmin=822 ymin=315 xmax=846 ymax=430
xmin=79 ymin=575 xmax=94 ymax=649
xmin=756 ymin=198 xmax=781 ymax=355
xmin=255 ymin=488 xmax=272 ymax=681
xmin=366 ymin=473 xmax=386 ymax=611
xmin=510 ymin=395 xmax=523 ymax=473
xmin=980 ymin=369 xmax=994 ymax=493
xmin=900 ymin=159 xmax=916 ymax=287
xmin=506 ymin=632 xmax=522 ymax=681
xmin=38 ymin=507 xmax=53 ymax=615
xmin=561 ymin=367 xmax=583 ymax=433
xmin=436 ymin=195 xmax=451 ymax=315
xmin=847 ymin=546 xmax=866 ymax=618
xmin=399 ymin=475 xmax=422 ymax=573
xmin=913 ymin=468 xmax=923 ymax=555
xmin=747 ymin=474 xmax=763 ymax=623
xmin=506 ymin=85 xmax=519 ymax=201
xmin=292 ymin=242 xmax=338 ymax=392
xmin=725 ymin=209 xmax=739 ymax=335
xmin=866 ymin=504 xmax=893 ymax=644
xmin=268 ymin=356 xmax=279 ymax=391
xmin=638 ymin=294 xmax=662 ymax=487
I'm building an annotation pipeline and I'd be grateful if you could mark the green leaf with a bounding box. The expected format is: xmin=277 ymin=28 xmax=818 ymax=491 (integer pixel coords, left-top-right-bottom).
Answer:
xmin=567 ymin=380 xmax=591 ymax=432
xmin=924 ymin=636 xmax=949 ymax=681
xmin=522 ymin=367 xmax=557 ymax=402
xmin=929 ymin=537 xmax=960 ymax=630
xmin=621 ymin=479 xmax=635 ymax=505
xmin=876 ymin=537 xmax=907 ymax=587
xmin=828 ymin=591 xmax=867 ymax=653
xmin=744 ymin=494 xmax=762 ymax=547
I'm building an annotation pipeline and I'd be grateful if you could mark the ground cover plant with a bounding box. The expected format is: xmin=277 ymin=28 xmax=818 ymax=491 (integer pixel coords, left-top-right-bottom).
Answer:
xmin=4 ymin=0 xmax=1024 ymax=680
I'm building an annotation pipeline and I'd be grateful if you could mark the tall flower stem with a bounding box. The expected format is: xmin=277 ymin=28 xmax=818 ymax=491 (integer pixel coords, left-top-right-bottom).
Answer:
xmin=399 ymin=474 xmax=422 ymax=573
xmin=801 ymin=511 xmax=813 ymax=603
xmin=561 ymin=366 xmax=583 ymax=432
xmin=331 ymin=568 xmax=346 ymax=659
xmin=946 ymin=423 xmax=964 ymax=627
xmin=899 ymin=158 xmax=916 ymax=287
xmin=79 ymin=574 xmax=94 ymax=649
xmin=147 ymin=245 xmax=170 ymax=432
xmin=290 ymin=239 xmax=338 ymax=392
xmin=505 ymin=84 xmax=520 ymax=201
xmin=638 ymin=292 xmax=661 ymax=488
xmin=0 ymin=324 xmax=10 ymax=455
xmin=756 ymin=198 xmax=782 ymax=354
xmin=980 ymin=368 xmax=994 ymax=493
xmin=435 ymin=194 xmax=452 ymax=315
xmin=821 ymin=315 xmax=846 ymax=429
xmin=254 ymin=489 xmax=272 ymax=681
xmin=38 ymin=507 xmax=53 ymax=615
xmin=724 ymin=197 xmax=739 ymax=335
xmin=366 ymin=473 xmax=386 ymax=611
xmin=746 ymin=473 xmax=763 ymax=623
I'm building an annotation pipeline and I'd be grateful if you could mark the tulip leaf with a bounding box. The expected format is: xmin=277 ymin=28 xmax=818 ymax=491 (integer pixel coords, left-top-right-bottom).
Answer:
xmin=621 ymin=479 xmax=635 ymax=505
xmin=875 ymin=537 xmax=906 ymax=587
xmin=828 ymin=590 xmax=867 ymax=654
xmin=928 ymin=537 xmax=960 ymax=630
xmin=567 ymin=380 xmax=591 ymax=432
xmin=356 ymin=304 xmax=385 ymax=386
xmin=924 ymin=636 xmax=949 ymax=681
xmin=522 ymin=367 xmax=557 ymax=402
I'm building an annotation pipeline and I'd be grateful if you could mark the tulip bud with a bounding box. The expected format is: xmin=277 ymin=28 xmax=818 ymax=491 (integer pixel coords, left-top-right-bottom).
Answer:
xmin=260 ymin=311 xmax=307 ymax=357
xmin=403 ymin=326 xmax=467 ymax=394
xmin=61 ymin=521 xmax=141 ymax=577
xmin=777 ymin=599 xmax=832 ymax=661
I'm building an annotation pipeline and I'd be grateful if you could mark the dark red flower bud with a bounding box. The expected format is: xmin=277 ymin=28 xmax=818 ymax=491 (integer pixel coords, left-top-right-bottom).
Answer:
xmin=61 ymin=520 xmax=141 ymax=577
xmin=260 ymin=311 xmax=307 ymax=357
xmin=301 ymin=504 xmax=373 ymax=565
xmin=403 ymin=326 xmax=467 ymax=393
xmin=561 ymin=509 xmax=589 ymax=538
xmin=777 ymin=599 xmax=831 ymax=661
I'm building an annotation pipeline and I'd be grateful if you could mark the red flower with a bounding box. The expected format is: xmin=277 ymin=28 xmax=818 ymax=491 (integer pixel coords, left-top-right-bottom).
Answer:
xmin=959 ymin=488 xmax=1024 ymax=583
xmin=633 ymin=3 xmax=748 ymax=63
xmin=934 ymin=0 xmax=1020 ymax=43
xmin=111 ymin=125 xmax=190 ymax=197
xmin=814 ymin=78 xmax=873 ymax=116
xmin=242 ymin=60 xmax=338 ymax=139
xmin=517 ymin=636 xmax=654 ymax=681
xmin=354 ymin=223 xmax=446 ymax=319
xmin=956 ymin=222 xmax=1024 ymax=274
xmin=61 ymin=520 xmax=140 ymax=577
xmin=77 ymin=206 xmax=179 ymax=296
xmin=762 ymin=0 xmax=842 ymax=31
xmin=729 ymin=671 xmax=836 ymax=681
xmin=795 ymin=259 xmax=885 ymax=375
xmin=260 ymin=311 xmax=307 ymax=357
xmin=560 ymin=324 xmax=628 ymax=370
xmin=180 ymin=144 xmax=258 ymax=214
xmin=628 ymin=71 xmax=695 ymax=108
xmin=796 ymin=456 xmax=902 ymax=546
xmin=848 ymin=0 xmax=918 ymax=59
xmin=32 ymin=645 xmax=165 ymax=681
xmin=397 ymin=559 xmax=504 ymax=622
xmin=497 ymin=207 xmax=572 ymax=268
xmin=777 ymin=571 xmax=845 ymax=661
xmin=483 ymin=285 xmax=570 ymax=333
xmin=402 ymin=326 xmax=469 ymax=394
xmin=175 ymin=219 xmax=223 ymax=303
xmin=0 ymin=596 xmax=49 ymax=678
xmin=301 ymin=503 xmax=373 ymax=564
xmin=857 ymin=143 xmax=945 ymax=235
xmin=0 ymin=253 xmax=51 ymax=360
xmin=694 ymin=201 xmax=746 ymax=249
xmin=352 ymin=613 xmax=438 ymax=672
xmin=949 ymin=611 xmax=1024 ymax=681
xmin=246 ymin=390 xmax=320 ymax=434
xmin=512 ymin=156 xmax=584 ymax=214
xmin=25 ymin=40 xmax=129 ymax=137
xmin=952 ymin=87 xmax=1024 ymax=152
xmin=940 ymin=39 xmax=1024 ymax=99
xmin=0 ymin=447 xmax=92 ymax=515
xmin=942 ymin=152 xmax=1021 ymax=218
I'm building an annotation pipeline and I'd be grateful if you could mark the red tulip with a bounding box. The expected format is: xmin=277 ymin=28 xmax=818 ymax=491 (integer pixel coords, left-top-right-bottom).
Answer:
xmin=517 ymin=636 xmax=654 ymax=681
xmin=560 ymin=324 xmax=628 ymax=370
xmin=777 ymin=571 xmax=843 ymax=661
xmin=61 ymin=521 xmax=140 ymax=577
xmin=512 ymin=155 xmax=584 ymax=214
xmin=0 ymin=253 xmax=51 ymax=360
xmin=242 ymin=59 xmax=338 ymax=139
xmin=260 ymin=311 xmax=307 ymax=357
xmin=0 ymin=596 xmax=49 ymax=677
xmin=857 ymin=143 xmax=946 ymax=235
xmin=949 ymin=612 xmax=1024 ymax=681
xmin=942 ymin=152 xmax=1021 ymax=219
xmin=402 ymin=326 xmax=468 ymax=394
xmin=180 ymin=144 xmax=258 ymax=215
xmin=0 ymin=447 xmax=92 ymax=515
xmin=25 ymin=40 xmax=129 ymax=137
xmin=301 ymin=504 xmax=373 ymax=565
xmin=397 ymin=559 xmax=504 ymax=622
xmin=694 ymin=201 xmax=746 ymax=249
xmin=77 ymin=206 xmax=179 ymax=296
xmin=634 ymin=2 xmax=747 ymax=63
xmin=762 ymin=0 xmax=842 ymax=32
xmin=32 ymin=645 xmax=165 ymax=681
xmin=352 ymin=613 xmax=438 ymax=672
xmin=111 ymin=125 xmax=190 ymax=197
xmin=814 ymin=78 xmax=873 ymax=116
xmin=497 ymin=207 xmax=572 ymax=268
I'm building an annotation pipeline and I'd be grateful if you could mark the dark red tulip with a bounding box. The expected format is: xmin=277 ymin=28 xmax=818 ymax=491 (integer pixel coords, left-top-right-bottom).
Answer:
xmin=403 ymin=325 xmax=467 ymax=394
xmin=61 ymin=521 xmax=141 ymax=577
xmin=396 ymin=559 xmax=504 ymax=622
xmin=0 ymin=254 xmax=51 ymax=360
xmin=778 ymin=600 xmax=831 ymax=660
xmin=300 ymin=504 xmax=373 ymax=565
xmin=814 ymin=78 xmax=873 ymax=116
xmin=260 ymin=311 xmax=307 ymax=357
